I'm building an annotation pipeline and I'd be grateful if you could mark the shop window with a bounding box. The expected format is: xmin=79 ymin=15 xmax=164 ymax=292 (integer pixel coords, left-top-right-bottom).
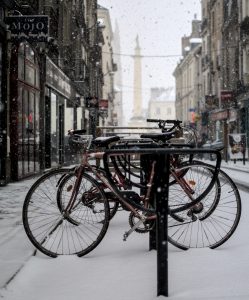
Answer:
xmin=77 ymin=107 xmax=83 ymax=129
xmin=28 ymin=92 xmax=35 ymax=173
xmin=25 ymin=63 xmax=35 ymax=86
xmin=35 ymin=68 xmax=40 ymax=88
xmin=18 ymin=43 xmax=39 ymax=87
xmin=65 ymin=100 xmax=74 ymax=134
xmin=17 ymin=86 xmax=24 ymax=177
xmin=23 ymin=89 xmax=29 ymax=174
xmin=15 ymin=43 xmax=40 ymax=178
xmin=51 ymin=92 xmax=59 ymax=167
xmin=17 ymin=85 xmax=40 ymax=178
xmin=18 ymin=55 xmax=25 ymax=80
xmin=25 ymin=44 xmax=35 ymax=64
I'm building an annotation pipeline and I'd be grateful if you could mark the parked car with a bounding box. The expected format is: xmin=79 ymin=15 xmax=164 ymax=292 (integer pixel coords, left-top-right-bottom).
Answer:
xmin=202 ymin=139 xmax=224 ymax=160
xmin=211 ymin=139 xmax=224 ymax=150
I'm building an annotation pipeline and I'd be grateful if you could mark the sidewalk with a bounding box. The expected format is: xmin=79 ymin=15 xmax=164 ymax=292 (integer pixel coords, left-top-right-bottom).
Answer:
xmin=203 ymin=159 xmax=249 ymax=189
xmin=0 ymin=178 xmax=37 ymax=288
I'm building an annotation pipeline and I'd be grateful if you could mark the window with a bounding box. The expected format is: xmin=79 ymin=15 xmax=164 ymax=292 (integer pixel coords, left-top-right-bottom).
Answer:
xmin=18 ymin=43 xmax=39 ymax=88
xmin=17 ymin=85 xmax=40 ymax=177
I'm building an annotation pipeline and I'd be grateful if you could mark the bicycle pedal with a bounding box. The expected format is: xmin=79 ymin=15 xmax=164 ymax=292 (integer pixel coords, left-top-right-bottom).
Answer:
xmin=123 ymin=232 xmax=128 ymax=241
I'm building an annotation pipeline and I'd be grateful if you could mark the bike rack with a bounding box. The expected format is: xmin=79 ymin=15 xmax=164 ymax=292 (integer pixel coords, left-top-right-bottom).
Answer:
xmin=104 ymin=147 xmax=221 ymax=297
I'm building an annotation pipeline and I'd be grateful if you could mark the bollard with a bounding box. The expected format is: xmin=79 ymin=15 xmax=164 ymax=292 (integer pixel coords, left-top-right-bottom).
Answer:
xmin=154 ymin=153 xmax=170 ymax=297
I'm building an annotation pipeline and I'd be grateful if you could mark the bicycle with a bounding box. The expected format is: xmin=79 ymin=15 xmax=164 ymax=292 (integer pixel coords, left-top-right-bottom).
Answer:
xmin=22 ymin=130 xmax=230 ymax=257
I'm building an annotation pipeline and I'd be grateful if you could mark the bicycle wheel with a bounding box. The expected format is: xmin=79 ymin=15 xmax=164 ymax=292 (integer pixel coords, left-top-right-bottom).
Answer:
xmin=168 ymin=163 xmax=241 ymax=249
xmin=23 ymin=169 xmax=110 ymax=257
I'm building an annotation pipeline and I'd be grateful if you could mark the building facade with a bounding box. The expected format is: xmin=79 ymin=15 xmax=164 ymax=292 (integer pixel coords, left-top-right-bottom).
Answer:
xmin=0 ymin=0 xmax=114 ymax=184
xmin=173 ymin=17 xmax=202 ymax=128
xmin=97 ymin=5 xmax=117 ymax=127
xmin=147 ymin=87 xmax=176 ymax=121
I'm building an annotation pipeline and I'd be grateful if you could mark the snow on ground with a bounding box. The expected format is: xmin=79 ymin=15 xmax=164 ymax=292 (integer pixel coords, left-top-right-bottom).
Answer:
xmin=0 ymin=178 xmax=37 ymax=288
xmin=1 ymin=188 xmax=249 ymax=299
xmin=0 ymin=161 xmax=249 ymax=299
xmin=203 ymin=159 xmax=249 ymax=187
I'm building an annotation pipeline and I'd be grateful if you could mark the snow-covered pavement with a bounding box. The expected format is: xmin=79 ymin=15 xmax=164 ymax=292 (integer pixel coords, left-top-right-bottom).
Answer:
xmin=0 ymin=161 xmax=249 ymax=299
xmin=0 ymin=177 xmax=37 ymax=288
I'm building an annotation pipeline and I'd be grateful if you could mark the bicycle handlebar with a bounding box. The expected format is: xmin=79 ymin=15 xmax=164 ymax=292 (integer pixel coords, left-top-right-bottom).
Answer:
xmin=147 ymin=119 xmax=182 ymax=125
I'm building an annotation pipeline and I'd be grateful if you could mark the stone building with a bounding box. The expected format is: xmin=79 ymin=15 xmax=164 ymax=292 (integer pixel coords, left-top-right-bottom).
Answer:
xmin=97 ymin=5 xmax=117 ymax=127
xmin=173 ymin=17 xmax=202 ymax=127
xmin=147 ymin=87 xmax=176 ymax=121
xmin=0 ymin=0 xmax=111 ymax=183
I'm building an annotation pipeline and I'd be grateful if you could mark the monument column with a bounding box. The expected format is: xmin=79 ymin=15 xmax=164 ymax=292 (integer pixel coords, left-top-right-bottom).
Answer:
xmin=133 ymin=35 xmax=142 ymax=118
xmin=129 ymin=35 xmax=145 ymax=127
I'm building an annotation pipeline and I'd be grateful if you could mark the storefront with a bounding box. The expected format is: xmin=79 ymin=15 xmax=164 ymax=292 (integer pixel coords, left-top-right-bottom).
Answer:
xmin=45 ymin=57 xmax=84 ymax=168
xmin=10 ymin=43 xmax=41 ymax=180
xmin=0 ymin=40 xmax=6 ymax=184
xmin=237 ymin=92 xmax=249 ymax=152
xmin=209 ymin=109 xmax=228 ymax=158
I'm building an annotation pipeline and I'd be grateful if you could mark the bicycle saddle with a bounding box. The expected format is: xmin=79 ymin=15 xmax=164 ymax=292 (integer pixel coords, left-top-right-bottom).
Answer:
xmin=140 ymin=132 xmax=175 ymax=141
xmin=92 ymin=136 xmax=120 ymax=147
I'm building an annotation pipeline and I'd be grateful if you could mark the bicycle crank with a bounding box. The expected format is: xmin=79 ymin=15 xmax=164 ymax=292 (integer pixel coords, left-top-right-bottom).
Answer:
xmin=123 ymin=215 xmax=147 ymax=241
xmin=128 ymin=212 xmax=155 ymax=233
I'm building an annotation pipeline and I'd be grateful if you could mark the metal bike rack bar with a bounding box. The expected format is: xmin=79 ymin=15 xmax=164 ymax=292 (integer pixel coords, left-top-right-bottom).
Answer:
xmin=104 ymin=148 xmax=221 ymax=298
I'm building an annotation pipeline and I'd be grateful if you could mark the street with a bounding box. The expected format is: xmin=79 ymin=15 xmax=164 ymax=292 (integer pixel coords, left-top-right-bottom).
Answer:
xmin=0 ymin=162 xmax=248 ymax=299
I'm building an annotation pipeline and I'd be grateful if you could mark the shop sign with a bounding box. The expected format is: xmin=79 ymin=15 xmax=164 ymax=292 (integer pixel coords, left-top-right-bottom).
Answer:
xmin=46 ymin=57 xmax=72 ymax=99
xmin=85 ymin=97 xmax=99 ymax=109
xmin=5 ymin=15 xmax=49 ymax=42
xmin=228 ymin=133 xmax=248 ymax=159
xmin=205 ymin=95 xmax=218 ymax=109
xmin=99 ymin=99 xmax=108 ymax=110
xmin=210 ymin=110 xmax=228 ymax=121
xmin=220 ymin=90 xmax=234 ymax=102
xmin=228 ymin=109 xmax=237 ymax=122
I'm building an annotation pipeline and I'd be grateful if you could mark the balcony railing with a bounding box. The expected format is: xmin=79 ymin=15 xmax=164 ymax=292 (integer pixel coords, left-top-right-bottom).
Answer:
xmin=201 ymin=18 xmax=208 ymax=32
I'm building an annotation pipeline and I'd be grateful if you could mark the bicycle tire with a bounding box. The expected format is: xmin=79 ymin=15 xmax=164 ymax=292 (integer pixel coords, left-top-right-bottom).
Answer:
xmin=23 ymin=168 xmax=110 ymax=257
xmin=168 ymin=162 xmax=241 ymax=249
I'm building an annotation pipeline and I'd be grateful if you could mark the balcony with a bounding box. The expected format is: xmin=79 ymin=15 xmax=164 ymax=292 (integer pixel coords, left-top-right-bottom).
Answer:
xmin=201 ymin=18 xmax=208 ymax=32
xmin=243 ymin=73 xmax=249 ymax=86
xmin=240 ymin=16 xmax=249 ymax=36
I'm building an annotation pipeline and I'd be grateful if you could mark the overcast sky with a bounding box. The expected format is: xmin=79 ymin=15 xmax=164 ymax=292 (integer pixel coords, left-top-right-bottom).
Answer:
xmin=98 ymin=0 xmax=201 ymax=124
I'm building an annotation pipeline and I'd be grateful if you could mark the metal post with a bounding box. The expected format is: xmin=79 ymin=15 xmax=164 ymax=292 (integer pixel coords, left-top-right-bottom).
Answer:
xmin=140 ymin=153 xmax=157 ymax=250
xmin=155 ymin=153 xmax=170 ymax=297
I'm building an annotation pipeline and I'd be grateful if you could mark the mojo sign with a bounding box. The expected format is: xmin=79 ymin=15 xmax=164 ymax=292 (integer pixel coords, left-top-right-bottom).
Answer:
xmin=5 ymin=15 xmax=49 ymax=42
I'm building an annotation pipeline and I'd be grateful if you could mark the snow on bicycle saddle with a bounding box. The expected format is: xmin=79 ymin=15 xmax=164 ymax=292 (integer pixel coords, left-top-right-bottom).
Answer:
xmin=92 ymin=136 xmax=120 ymax=147
xmin=140 ymin=132 xmax=175 ymax=141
